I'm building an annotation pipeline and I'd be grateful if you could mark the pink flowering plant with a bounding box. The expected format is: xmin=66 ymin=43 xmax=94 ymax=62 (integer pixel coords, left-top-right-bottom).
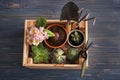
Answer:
xmin=27 ymin=27 xmax=48 ymax=46
xmin=26 ymin=17 xmax=55 ymax=63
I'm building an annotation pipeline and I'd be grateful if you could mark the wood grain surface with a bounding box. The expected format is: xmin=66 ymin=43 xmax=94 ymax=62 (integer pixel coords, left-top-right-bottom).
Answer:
xmin=0 ymin=0 xmax=120 ymax=80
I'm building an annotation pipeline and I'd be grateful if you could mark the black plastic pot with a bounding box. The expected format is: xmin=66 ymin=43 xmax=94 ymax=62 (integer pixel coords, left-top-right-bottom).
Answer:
xmin=68 ymin=29 xmax=85 ymax=47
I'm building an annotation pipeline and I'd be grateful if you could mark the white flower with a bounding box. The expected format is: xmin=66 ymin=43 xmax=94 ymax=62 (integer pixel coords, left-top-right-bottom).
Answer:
xmin=39 ymin=27 xmax=44 ymax=32
xmin=32 ymin=37 xmax=40 ymax=46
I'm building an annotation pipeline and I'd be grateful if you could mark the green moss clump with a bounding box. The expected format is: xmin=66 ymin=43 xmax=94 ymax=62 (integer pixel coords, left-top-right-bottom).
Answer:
xmin=36 ymin=17 xmax=46 ymax=28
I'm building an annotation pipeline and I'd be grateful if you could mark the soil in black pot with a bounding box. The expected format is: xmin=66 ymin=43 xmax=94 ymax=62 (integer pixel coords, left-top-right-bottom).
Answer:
xmin=46 ymin=25 xmax=67 ymax=46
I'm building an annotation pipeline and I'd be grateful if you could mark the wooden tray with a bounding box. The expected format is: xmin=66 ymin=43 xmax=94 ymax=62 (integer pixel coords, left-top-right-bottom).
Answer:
xmin=23 ymin=20 xmax=88 ymax=69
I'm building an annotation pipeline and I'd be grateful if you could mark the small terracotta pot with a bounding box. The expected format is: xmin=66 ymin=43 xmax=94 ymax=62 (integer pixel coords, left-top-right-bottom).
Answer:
xmin=68 ymin=29 xmax=85 ymax=47
xmin=44 ymin=24 xmax=67 ymax=48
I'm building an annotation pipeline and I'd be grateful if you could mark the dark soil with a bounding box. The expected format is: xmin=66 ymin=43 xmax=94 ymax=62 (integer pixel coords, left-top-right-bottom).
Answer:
xmin=46 ymin=26 xmax=67 ymax=46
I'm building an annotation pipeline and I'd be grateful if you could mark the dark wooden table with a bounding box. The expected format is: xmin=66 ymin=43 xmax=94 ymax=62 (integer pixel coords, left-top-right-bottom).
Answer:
xmin=0 ymin=0 xmax=120 ymax=80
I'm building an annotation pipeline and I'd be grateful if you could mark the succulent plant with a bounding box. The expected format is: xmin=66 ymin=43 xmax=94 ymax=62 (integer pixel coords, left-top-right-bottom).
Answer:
xmin=66 ymin=48 xmax=79 ymax=63
xmin=52 ymin=48 xmax=66 ymax=64
xmin=31 ymin=43 xmax=49 ymax=63
xmin=36 ymin=17 xmax=46 ymax=28
xmin=71 ymin=31 xmax=81 ymax=43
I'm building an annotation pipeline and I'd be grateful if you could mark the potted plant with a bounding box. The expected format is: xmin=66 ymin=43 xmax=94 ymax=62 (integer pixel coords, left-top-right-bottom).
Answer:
xmin=68 ymin=29 xmax=85 ymax=47
xmin=44 ymin=24 xmax=67 ymax=48
xmin=51 ymin=48 xmax=66 ymax=64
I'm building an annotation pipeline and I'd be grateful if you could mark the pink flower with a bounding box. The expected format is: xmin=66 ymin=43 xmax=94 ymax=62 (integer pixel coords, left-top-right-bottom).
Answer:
xmin=29 ymin=27 xmax=39 ymax=35
xmin=43 ymin=32 xmax=48 ymax=39
xmin=39 ymin=27 xmax=44 ymax=32
xmin=32 ymin=37 xmax=40 ymax=46
xmin=26 ymin=26 xmax=49 ymax=46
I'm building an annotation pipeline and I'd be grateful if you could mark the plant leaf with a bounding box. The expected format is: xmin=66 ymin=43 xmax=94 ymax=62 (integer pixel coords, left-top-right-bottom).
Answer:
xmin=44 ymin=29 xmax=55 ymax=37
xmin=36 ymin=17 xmax=46 ymax=28
xmin=56 ymin=48 xmax=64 ymax=55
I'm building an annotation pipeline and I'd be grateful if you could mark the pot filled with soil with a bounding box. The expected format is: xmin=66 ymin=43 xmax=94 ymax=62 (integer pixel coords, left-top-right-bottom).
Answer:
xmin=44 ymin=24 xmax=67 ymax=48
xmin=68 ymin=29 xmax=85 ymax=47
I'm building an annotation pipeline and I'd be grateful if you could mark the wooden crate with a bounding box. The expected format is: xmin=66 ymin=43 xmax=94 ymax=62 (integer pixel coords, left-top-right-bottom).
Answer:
xmin=23 ymin=20 xmax=88 ymax=69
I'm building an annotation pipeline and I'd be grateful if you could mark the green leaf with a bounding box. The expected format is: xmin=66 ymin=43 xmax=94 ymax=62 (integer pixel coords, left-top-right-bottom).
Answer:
xmin=56 ymin=55 xmax=66 ymax=64
xmin=44 ymin=29 xmax=55 ymax=37
xmin=38 ymin=43 xmax=44 ymax=50
xmin=31 ymin=45 xmax=41 ymax=56
xmin=36 ymin=17 xmax=46 ymax=28
xmin=56 ymin=48 xmax=64 ymax=55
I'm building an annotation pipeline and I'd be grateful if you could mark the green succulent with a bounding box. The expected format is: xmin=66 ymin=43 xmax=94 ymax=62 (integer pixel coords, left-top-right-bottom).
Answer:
xmin=52 ymin=48 xmax=66 ymax=64
xmin=71 ymin=31 xmax=81 ymax=43
xmin=66 ymin=48 xmax=79 ymax=63
xmin=31 ymin=43 xmax=49 ymax=63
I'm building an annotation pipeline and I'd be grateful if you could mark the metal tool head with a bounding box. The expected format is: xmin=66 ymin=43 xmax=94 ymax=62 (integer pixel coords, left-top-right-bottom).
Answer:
xmin=60 ymin=1 xmax=79 ymax=21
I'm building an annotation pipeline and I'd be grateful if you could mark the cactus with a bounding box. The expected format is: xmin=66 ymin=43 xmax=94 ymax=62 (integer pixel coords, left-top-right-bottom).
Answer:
xmin=36 ymin=17 xmax=46 ymax=28
xmin=66 ymin=48 xmax=79 ymax=63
